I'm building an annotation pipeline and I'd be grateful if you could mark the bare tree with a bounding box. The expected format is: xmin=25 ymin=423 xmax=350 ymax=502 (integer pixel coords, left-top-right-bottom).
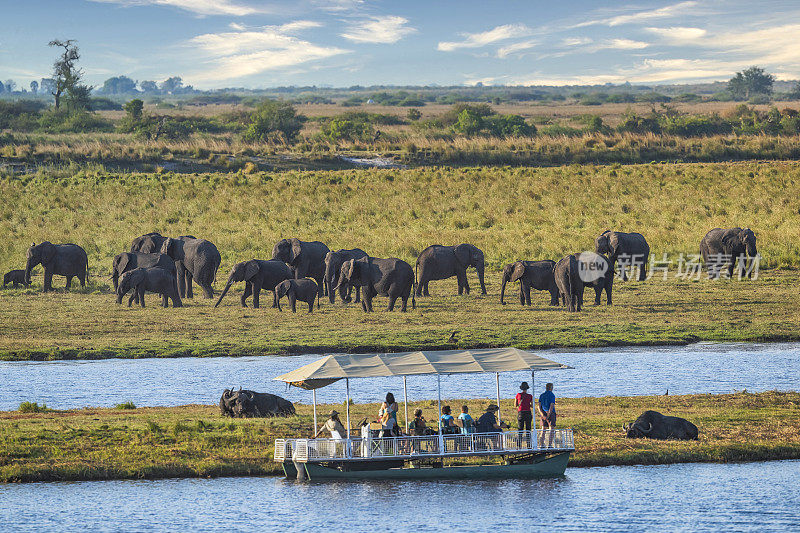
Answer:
xmin=48 ymin=39 xmax=82 ymax=109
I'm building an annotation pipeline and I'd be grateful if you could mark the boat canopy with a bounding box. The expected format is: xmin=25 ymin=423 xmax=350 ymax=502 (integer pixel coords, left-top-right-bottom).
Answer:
xmin=274 ymin=347 xmax=571 ymax=390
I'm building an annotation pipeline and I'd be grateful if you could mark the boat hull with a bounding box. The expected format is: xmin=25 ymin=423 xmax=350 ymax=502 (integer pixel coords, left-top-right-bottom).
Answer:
xmin=297 ymin=452 xmax=570 ymax=480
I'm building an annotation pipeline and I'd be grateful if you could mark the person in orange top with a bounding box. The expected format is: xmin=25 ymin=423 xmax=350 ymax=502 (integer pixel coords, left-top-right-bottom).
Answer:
xmin=514 ymin=381 xmax=533 ymax=431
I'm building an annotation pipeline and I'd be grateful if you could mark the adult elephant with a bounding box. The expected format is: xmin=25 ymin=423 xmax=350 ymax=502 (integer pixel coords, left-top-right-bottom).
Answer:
xmin=325 ymin=248 xmax=368 ymax=304
xmin=336 ymin=256 xmax=416 ymax=312
xmin=271 ymin=238 xmax=329 ymax=298
xmin=161 ymin=236 xmax=221 ymax=299
xmin=130 ymin=232 xmax=169 ymax=255
xmin=595 ymin=230 xmax=650 ymax=281
xmin=575 ymin=252 xmax=613 ymax=306
xmin=25 ymin=242 xmax=88 ymax=292
xmin=415 ymin=244 xmax=486 ymax=297
xmin=700 ymin=227 xmax=758 ymax=279
xmin=111 ymin=252 xmax=175 ymax=292
xmin=500 ymin=260 xmax=558 ymax=306
xmin=553 ymin=255 xmax=581 ymax=312
xmin=214 ymin=259 xmax=293 ymax=308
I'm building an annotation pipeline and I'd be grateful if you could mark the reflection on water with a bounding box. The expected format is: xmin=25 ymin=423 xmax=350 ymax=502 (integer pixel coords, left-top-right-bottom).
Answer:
xmin=1 ymin=342 xmax=799 ymax=410
xmin=1 ymin=461 xmax=799 ymax=532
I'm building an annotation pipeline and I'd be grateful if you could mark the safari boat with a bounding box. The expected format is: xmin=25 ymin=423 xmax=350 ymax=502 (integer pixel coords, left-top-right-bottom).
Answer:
xmin=273 ymin=347 xmax=574 ymax=481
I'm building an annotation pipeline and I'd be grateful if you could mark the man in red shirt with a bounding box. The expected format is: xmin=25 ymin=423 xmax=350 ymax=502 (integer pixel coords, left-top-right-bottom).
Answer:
xmin=514 ymin=381 xmax=533 ymax=431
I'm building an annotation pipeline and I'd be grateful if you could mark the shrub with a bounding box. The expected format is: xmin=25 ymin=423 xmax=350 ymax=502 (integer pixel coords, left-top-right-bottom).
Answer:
xmin=320 ymin=115 xmax=374 ymax=142
xmin=123 ymin=99 xmax=144 ymax=120
xmin=115 ymin=401 xmax=136 ymax=409
xmin=37 ymin=110 xmax=113 ymax=133
xmin=484 ymin=114 xmax=536 ymax=137
xmin=618 ymin=112 xmax=661 ymax=134
xmin=0 ymin=100 xmax=45 ymax=131
xmin=453 ymin=108 xmax=483 ymax=136
xmin=243 ymin=100 xmax=304 ymax=143
xmin=406 ymin=108 xmax=422 ymax=121
xmin=661 ymin=114 xmax=732 ymax=136
xmin=90 ymin=97 xmax=122 ymax=111
xmin=19 ymin=401 xmax=49 ymax=413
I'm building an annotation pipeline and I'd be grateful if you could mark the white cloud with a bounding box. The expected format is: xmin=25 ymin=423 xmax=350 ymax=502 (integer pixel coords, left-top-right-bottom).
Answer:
xmin=561 ymin=37 xmax=593 ymax=47
xmin=602 ymin=39 xmax=649 ymax=50
xmin=575 ymin=1 xmax=698 ymax=28
xmin=340 ymin=15 xmax=416 ymax=44
xmin=645 ymin=26 xmax=707 ymax=43
xmin=497 ymin=40 xmax=538 ymax=58
xmin=88 ymin=0 xmax=266 ymax=16
xmin=187 ymin=23 xmax=349 ymax=82
xmin=280 ymin=20 xmax=324 ymax=33
xmin=438 ymin=24 xmax=531 ymax=52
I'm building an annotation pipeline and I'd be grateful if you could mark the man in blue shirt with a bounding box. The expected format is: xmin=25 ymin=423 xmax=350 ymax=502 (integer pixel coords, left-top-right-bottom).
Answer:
xmin=537 ymin=383 xmax=557 ymax=448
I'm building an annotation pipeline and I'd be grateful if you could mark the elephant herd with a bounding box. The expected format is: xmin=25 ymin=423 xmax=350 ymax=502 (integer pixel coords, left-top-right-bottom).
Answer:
xmin=6 ymin=227 xmax=758 ymax=314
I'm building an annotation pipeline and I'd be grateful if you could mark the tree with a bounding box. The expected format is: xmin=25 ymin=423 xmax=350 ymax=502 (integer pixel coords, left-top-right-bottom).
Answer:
xmin=0 ymin=81 xmax=4 ymax=94
xmin=243 ymin=100 xmax=304 ymax=143
xmin=30 ymin=81 xmax=38 ymax=94
xmin=48 ymin=39 xmax=83 ymax=109
xmin=728 ymin=66 xmax=775 ymax=100
xmin=4 ymin=80 xmax=16 ymax=92
xmin=123 ymin=98 xmax=144 ymax=120
xmin=160 ymin=76 xmax=183 ymax=94
xmin=100 ymin=76 xmax=137 ymax=94
xmin=139 ymin=80 xmax=158 ymax=93
xmin=39 ymin=78 xmax=56 ymax=96
xmin=789 ymin=81 xmax=800 ymax=100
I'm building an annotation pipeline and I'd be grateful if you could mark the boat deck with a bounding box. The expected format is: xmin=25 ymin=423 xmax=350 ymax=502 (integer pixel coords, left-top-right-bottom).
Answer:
xmin=275 ymin=428 xmax=574 ymax=463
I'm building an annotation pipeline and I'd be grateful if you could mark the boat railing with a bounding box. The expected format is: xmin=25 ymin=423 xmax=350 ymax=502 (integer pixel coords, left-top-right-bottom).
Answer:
xmin=275 ymin=429 xmax=574 ymax=463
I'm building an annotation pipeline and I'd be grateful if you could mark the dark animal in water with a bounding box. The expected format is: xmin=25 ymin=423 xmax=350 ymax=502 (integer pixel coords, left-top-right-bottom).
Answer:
xmin=623 ymin=410 xmax=698 ymax=440
xmin=219 ymin=388 xmax=296 ymax=418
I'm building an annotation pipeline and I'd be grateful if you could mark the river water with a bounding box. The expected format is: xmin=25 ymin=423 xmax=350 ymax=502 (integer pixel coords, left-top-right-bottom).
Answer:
xmin=1 ymin=342 xmax=798 ymax=410
xmin=2 ymin=460 xmax=799 ymax=532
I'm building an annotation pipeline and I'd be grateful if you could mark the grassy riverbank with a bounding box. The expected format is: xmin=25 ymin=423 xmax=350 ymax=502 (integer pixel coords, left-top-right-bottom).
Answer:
xmin=0 ymin=161 xmax=799 ymax=360
xmin=1 ymin=392 xmax=798 ymax=482
xmin=0 ymin=270 xmax=798 ymax=360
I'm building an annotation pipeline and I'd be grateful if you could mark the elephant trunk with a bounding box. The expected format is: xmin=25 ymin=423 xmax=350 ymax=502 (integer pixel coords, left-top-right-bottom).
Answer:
xmin=476 ymin=260 xmax=486 ymax=293
xmin=326 ymin=264 xmax=337 ymax=304
xmin=214 ymin=279 xmax=234 ymax=308
xmin=24 ymin=257 xmax=37 ymax=285
xmin=500 ymin=274 xmax=507 ymax=305
xmin=746 ymin=241 xmax=757 ymax=258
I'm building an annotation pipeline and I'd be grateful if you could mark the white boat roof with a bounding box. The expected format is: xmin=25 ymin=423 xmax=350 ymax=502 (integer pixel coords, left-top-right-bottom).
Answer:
xmin=275 ymin=347 xmax=571 ymax=390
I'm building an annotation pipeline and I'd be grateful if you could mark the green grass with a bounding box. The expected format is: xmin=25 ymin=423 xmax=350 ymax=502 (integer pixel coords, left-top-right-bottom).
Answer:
xmin=18 ymin=402 xmax=50 ymax=413
xmin=0 ymin=161 xmax=799 ymax=359
xmin=2 ymin=392 xmax=798 ymax=482
xmin=115 ymin=401 xmax=136 ymax=410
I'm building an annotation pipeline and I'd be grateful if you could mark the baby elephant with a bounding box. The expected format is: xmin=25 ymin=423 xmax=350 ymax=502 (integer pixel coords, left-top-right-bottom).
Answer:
xmin=275 ymin=278 xmax=319 ymax=313
xmin=116 ymin=267 xmax=182 ymax=308
xmin=3 ymin=269 xmax=29 ymax=288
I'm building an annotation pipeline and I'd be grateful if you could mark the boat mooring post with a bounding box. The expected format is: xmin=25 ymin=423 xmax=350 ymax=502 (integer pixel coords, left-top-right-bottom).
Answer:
xmin=312 ymin=388 xmax=318 ymax=434
xmin=437 ymin=373 xmax=444 ymax=452
xmin=345 ymin=378 xmax=351 ymax=440
xmin=495 ymin=372 xmax=501 ymax=425
xmin=531 ymin=370 xmax=537 ymax=449
xmin=403 ymin=375 xmax=409 ymax=433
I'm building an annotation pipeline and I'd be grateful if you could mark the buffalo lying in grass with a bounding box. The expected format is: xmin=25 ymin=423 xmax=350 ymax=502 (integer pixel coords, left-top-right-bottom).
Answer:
xmin=623 ymin=410 xmax=699 ymax=440
xmin=220 ymin=388 xmax=295 ymax=418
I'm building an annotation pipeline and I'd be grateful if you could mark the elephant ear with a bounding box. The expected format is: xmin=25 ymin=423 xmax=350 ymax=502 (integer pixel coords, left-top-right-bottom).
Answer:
xmin=342 ymin=260 xmax=355 ymax=283
xmin=116 ymin=254 xmax=131 ymax=274
xmin=275 ymin=280 xmax=288 ymax=298
xmin=159 ymin=238 xmax=172 ymax=257
xmin=244 ymin=260 xmax=260 ymax=281
xmin=289 ymin=239 xmax=302 ymax=265
xmin=721 ymin=229 xmax=740 ymax=247
xmin=40 ymin=242 xmax=56 ymax=264
xmin=510 ymin=262 xmax=525 ymax=283
xmin=454 ymin=243 xmax=471 ymax=268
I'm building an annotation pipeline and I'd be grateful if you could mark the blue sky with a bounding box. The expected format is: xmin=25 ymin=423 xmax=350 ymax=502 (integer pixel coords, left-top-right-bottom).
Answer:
xmin=1 ymin=0 xmax=799 ymax=89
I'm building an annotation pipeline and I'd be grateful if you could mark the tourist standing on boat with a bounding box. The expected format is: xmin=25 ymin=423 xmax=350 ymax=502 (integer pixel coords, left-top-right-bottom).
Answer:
xmin=314 ymin=410 xmax=346 ymax=439
xmin=379 ymin=392 xmax=399 ymax=436
xmin=515 ymin=381 xmax=534 ymax=431
xmin=537 ymin=383 xmax=557 ymax=448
